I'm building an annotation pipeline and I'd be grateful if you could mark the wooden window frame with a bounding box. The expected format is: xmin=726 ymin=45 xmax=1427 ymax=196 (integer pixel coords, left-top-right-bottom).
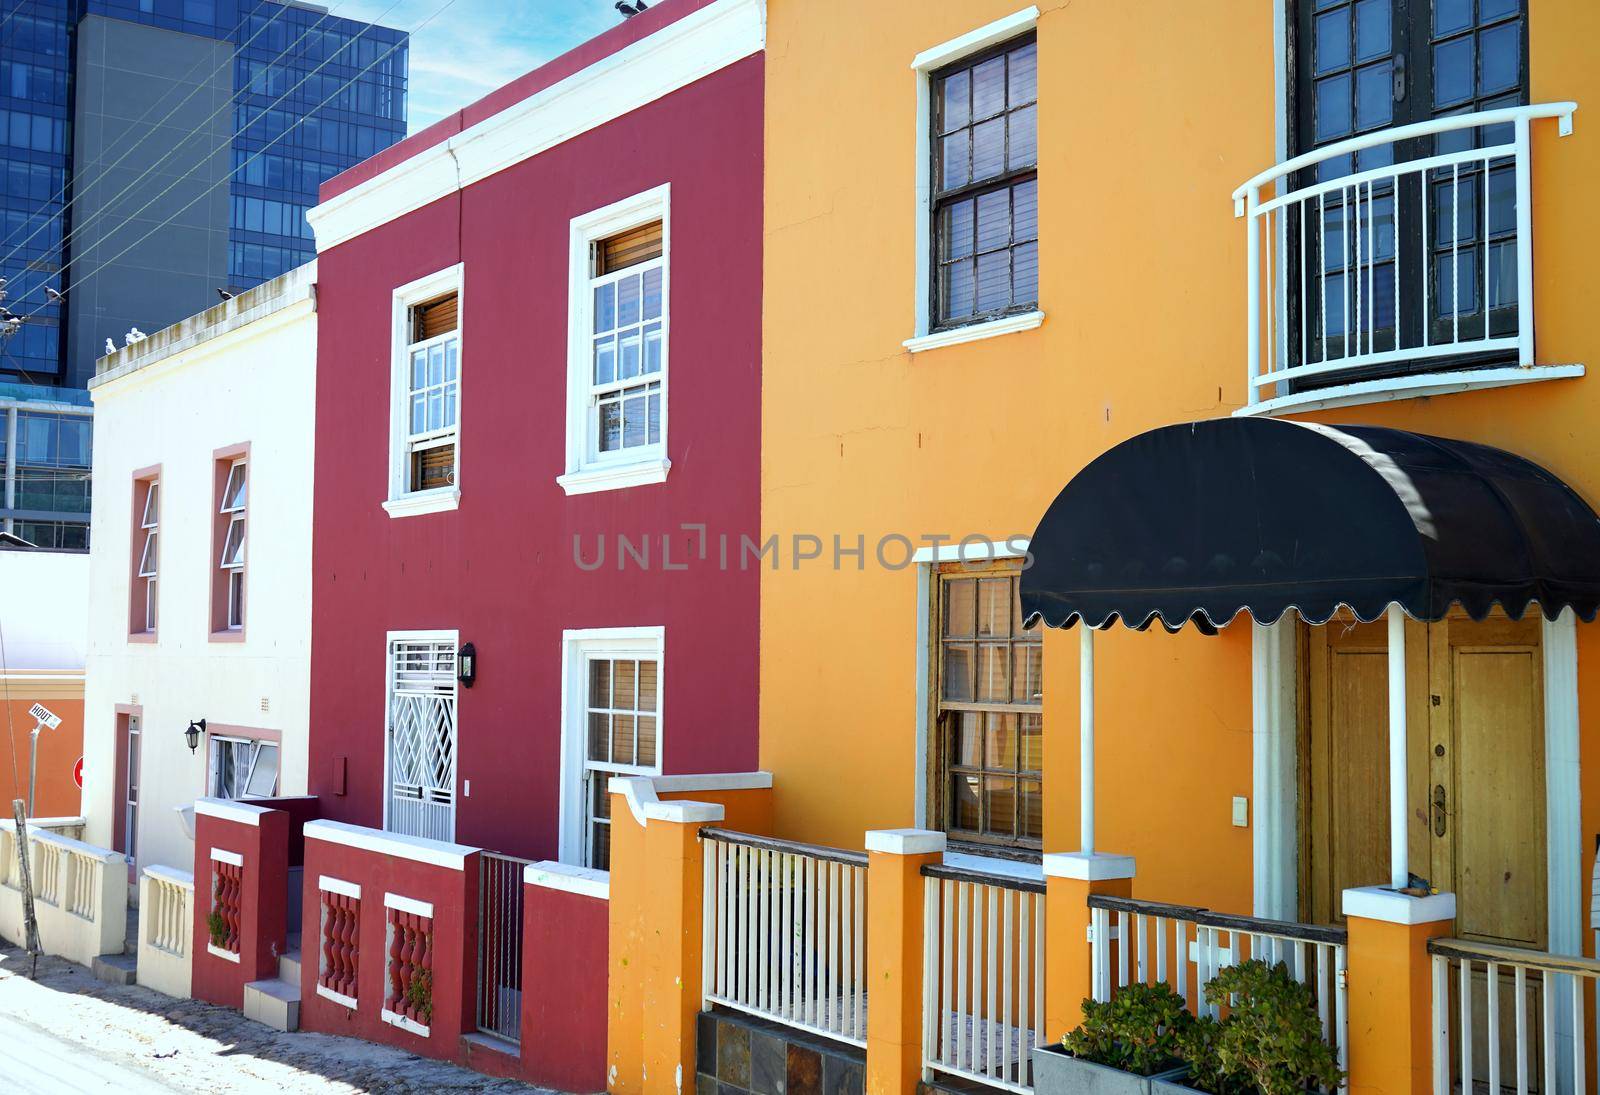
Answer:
xmin=927 ymin=561 xmax=1043 ymax=851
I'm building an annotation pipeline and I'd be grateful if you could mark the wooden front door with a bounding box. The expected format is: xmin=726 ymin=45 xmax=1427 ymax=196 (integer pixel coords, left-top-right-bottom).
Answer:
xmin=1302 ymin=609 xmax=1546 ymax=951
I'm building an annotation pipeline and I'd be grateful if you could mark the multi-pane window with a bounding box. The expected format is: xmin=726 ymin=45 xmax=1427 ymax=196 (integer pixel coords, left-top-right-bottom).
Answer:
xmin=586 ymin=221 xmax=665 ymax=461
xmin=135 ymin=479 xmax=159 ymax=633
xmin=219 ymin=460 xmax=246 ymax=629
xmin=403 ymin=292 xmax=459 ymax=494
xmin=933 ymin=563 xmax=1042 ymax=847
xmin=931 ymin=36 xmax=1038 ymax=329
xmin=209 ymin=735 xmax=280 ymax=799
xmin=582 ymin=655 xmax=660 ymax=870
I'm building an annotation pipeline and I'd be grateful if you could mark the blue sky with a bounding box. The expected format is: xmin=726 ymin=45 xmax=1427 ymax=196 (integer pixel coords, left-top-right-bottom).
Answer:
xmin=338 ymin=1 xmax=623 ymax=133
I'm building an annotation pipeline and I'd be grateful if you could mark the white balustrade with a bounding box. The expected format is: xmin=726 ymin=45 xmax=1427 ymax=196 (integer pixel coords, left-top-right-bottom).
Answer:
xmin=1234 ymin=103 xmax=1575 ymax=411
xmin=1088 ymin=896 xmax=1348 ymax=1090
xmin=701 ymin=829 xmax=868 ymax=1046
xmin=922 ymin=867 xmax=1046 ymax=1094
xmin=0 ymin=825 xmax=128 ymax=967
xmin=145 ymin=867 xmax=193 ymax=957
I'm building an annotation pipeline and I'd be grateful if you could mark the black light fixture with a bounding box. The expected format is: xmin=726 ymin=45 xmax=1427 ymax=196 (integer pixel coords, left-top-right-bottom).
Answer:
xmin=185 ymin=719 xmax=206 ymax=754
xmin=457 ymin=642 xmax=477 ymax=688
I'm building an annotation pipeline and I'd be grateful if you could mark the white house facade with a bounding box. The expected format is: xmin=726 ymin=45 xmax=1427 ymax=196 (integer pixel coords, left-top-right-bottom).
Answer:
xmin=83 ymin=264 xmax=316 ymax=878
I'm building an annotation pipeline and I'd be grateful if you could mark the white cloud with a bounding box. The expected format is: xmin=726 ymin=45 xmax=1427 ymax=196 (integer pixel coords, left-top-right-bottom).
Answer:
xmin=338 ymin=0 xmax=620 ymax=132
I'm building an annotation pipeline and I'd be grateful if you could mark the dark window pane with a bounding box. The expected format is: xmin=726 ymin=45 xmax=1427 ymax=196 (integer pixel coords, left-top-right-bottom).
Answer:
xmin=941 ymin=259 xmax=976 ymax=319
xmin=971 ymin=117 xmax=1005 ymax=181
xmin=983 ymin=777 xmax=1017 ymax=837
xmin=975 ymin=189 xmax=1010 ymax=251
xmin=1013 ymin=241 xmax=1038 ymax=307
xmin=1487 ymin=166 xmax=1515 ymax=235
xmin=1013 ymin=178 xmax=1038 ymax=241
xmin=1479 ymin=22 xmax=1520 ymax=95
xmin=940 ymin=130 xmax=970 ymax=190
xmin=1436 ymin=250 xmax=1481 ymax=315
xmin=1008 ymin=104 xmax=1037 ymax=170
xmin=1315 ymin=73 xmax=1352 ymax=141
xmin=1433 ymin=37 xmax=1474 ymax=107
xmin=1434 ymin=0 xmax=1473 ymax=36
xmin=1314 ymin=9 xmax=1350 ymax=75
xmin=971 ymin=55 xmax=1006 ymax=119
xmin=953 ymin=711 xmax=981 ymax=766
xmin=1356 ymin=62 xmax=1393 ymax=129
xmin=1325 ymin=272 xmax=1348 ymax=336
xmin=1488 ymin=240 xmax=1517 ymax=307
xmin=975 ymin=250 xmax=1010 ymax=312
xmin=1368 ymin=262 xmax=1396 ymax=330
xmin=940 ymin=198 xmax=975 ymax=260
xmin=940 ymin=69 xmax=970 ymax=132
xmin=952 ymin=773 xmax=981 ymax=831
xmin=1354 ymin=0 xmax=1391 ymax=62
xmin=1369 ymin=192 xmax=1396 ymax=260
xmin=1007 ymin=42 xmax=1036 ymax=106
xmin=1480 ymin=0 xmax=1519 ymax=19
xmin=1434 ymin=176 xmax=1478 ymax=244
xmin=1356 ymin=143 xmax=1394 ymax=171
xmin=1317 ymin=151 xmax=1354 ymax=182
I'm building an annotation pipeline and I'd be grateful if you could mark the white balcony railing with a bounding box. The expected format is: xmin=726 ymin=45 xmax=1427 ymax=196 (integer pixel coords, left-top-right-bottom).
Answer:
xmin=1235 ymin=103 xmax=1576 ymax=413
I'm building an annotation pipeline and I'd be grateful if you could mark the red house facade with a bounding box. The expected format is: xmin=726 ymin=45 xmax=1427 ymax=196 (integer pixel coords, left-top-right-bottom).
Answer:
xmin=304 ymin=0 xmax=765 ymax=867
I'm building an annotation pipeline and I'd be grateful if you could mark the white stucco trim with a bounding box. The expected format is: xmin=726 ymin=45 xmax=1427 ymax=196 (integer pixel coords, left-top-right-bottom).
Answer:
xmin=525 ymin=860 xmax=611 ymax=901
xmin=381 ymin=1008 xmax=430 ymax=1038
xmin=1251 ymin=618 xmax=1297 ymax=920
xmin=208 ymin=943 xmax=242 ymax=963
xmin=1043 ymin=852 xmax=1136 ymax=882
xmin=317 ymin=984 xmax=358 ymax=1010
xmin=903 ymin=311 xmax=1045 ymax=354
xmin=1342 ymin=886 xmax=1456 ymax=925
xmin=383 ymin=892 xmax=434 ymax=919
xmin=304 ymin=819 xmax=474 ymax=871
xmin=307 ymin=0 xmax=764 ymax=251
xmin=1544 ymin=609 xmax=1581 ymax=956
xmin=195 ymin=797 xmax=270 ymax=826
xmin=209 ymin=847 xmax=244 ymax=867
xmin=318 ymin=875 xmax=361 ymax=900
xmin=866 ymin=829 xmax=946 ymax=856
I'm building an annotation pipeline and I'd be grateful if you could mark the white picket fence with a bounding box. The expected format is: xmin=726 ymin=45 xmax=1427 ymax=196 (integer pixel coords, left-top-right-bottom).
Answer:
xmin=701 ymin=828 xmax=869 ymax=1046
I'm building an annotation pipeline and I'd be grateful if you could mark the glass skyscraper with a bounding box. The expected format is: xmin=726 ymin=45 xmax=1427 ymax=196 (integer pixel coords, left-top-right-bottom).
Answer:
xmin=0 ymin=0 xmax=406 ymax=548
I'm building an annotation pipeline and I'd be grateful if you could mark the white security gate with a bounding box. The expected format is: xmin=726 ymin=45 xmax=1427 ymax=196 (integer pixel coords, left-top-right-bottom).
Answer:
xmin=386 ymin=639 xmax=457 ymax=841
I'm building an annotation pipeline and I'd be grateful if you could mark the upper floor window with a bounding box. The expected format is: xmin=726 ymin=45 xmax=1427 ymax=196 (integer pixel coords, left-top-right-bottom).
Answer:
xmin=385 ymin=265 xmax=463 ymax=517
xmin=219 ymin=459 xmax=246 ymax=630
xmin=930 ymin=561 xmax=1042 ymax=849
xmin=930 ymin=35 xmax=1038 ymax=331
xmin=131 ymin=475 xmax=159 ymax=636
xmin=560 ymin=186 xmax=671 ymax=496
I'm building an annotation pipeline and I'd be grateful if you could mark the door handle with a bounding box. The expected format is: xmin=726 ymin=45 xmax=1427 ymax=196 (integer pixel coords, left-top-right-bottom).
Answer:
xmin=1393 ymin=53 xmax=1407 ymax=103
xmin=1432 ymin=784 xmax=1448 ymax=837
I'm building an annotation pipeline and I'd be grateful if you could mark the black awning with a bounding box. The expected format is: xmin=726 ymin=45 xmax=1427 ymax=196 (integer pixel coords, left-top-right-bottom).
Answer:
xmin=1020 ymin=418 xmax=1600 ymax=631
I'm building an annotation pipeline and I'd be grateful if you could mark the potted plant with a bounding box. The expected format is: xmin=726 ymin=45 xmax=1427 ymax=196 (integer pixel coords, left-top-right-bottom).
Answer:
xmin=1034 ymin=982 xmax=1192 ymax=1094
xmin=1156 ymin=960 xmax=1343 ymax=1095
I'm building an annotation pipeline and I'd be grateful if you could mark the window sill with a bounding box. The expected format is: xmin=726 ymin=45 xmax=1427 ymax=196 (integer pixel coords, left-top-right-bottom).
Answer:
xmin=941 ymin=849 xmax=1045 ymax=883
xmin=128 ymin=631 xmax=158 ymax=645
xmin=381 ymin=487 xmax=460 ymax=518
xmin=903 ymin=310 xmax=1044 ymax=354
xmin=1233 ymin=362 xmax=1586 ymax=418
xmin=557 ymin=456 xmax=672 ymax=497
xmin=208 ymin=629 xmax=246 ymax=644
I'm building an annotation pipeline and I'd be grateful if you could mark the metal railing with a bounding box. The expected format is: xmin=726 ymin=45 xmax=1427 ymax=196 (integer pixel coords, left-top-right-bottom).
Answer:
xmin=144 ymin=866 xmax=193 ymax=957
xmin=701 ymin=828 xmax=869 ymax=1046
xmin=922 ymin=864 xmax=1046 ymax=1094
xmin=1088 ymin=895 xmax=1349 ymax=1088
xmin=1234 ymin=102 xmax=1576 ymax=409
xmin=1430 ymin=937 xmax=1598 ymax=1095
xmin=476 ymin=850 xmax=533 ymax=1043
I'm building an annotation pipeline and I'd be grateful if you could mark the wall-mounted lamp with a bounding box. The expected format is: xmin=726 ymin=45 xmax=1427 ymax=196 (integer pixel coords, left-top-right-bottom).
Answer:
xmin=185 ymin=718 xmax=206 ymax=754
xmin=457 ymin=642 xmax=476 ymax=688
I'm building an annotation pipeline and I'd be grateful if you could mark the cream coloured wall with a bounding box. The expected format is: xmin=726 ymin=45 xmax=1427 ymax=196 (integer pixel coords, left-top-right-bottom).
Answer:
xmin=83 ymin=268 xmax=316 ymax=876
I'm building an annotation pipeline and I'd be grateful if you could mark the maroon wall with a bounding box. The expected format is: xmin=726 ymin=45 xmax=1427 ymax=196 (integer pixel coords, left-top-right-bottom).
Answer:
xmin=520 ymin=884 xmax=609 ymax=1091
xmin=192 ymin=808 xmax=288 ymax=1009
xmin=308 ymin=53 xmax=763 ymax=859
xmin=299 ymin=829 xmax=480 ymax=1055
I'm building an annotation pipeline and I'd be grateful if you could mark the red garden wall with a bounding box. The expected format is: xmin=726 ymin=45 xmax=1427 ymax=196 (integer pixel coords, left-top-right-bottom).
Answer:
xmin=307 ymin=8 xmax=764 ymax=862
xmin=520 ymin=864 xmax=610 ymax=1092
xmin=191 ymin=798 xmax=288 ymax=1009
xmin=298 ymin=820 xmax=480 ymax=1059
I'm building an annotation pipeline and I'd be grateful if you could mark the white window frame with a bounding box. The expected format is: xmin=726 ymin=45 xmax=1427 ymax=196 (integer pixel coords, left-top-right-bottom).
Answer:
xmin=219 ymin=459 xmax=246 ymax=630
xmin=558 ymin=626 xmax=665 ymax=868
xmin=558 ymin=185 xmax=672 ymax=496
xmin=384 ymin=264 xmax=464 ymax=518
xmin=208 ymin=734 xmax=281 ymax=800
xmin=382 ymin=628 xmax=460 ymax=842
xmin=137 ymin=480 xmax=159 ymax=633
xmin=905 ymin=7 xmax=1046 ymax=353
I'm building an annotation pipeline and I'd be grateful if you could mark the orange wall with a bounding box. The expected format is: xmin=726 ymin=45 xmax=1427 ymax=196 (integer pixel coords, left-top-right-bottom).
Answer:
xmin=761 ymin=0 xmax=1600 ymax=922
xmin=0 ymin=687 xmax=85 ymax=820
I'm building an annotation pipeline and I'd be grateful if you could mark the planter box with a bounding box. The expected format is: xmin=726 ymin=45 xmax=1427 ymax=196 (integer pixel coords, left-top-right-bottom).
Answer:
xmin=1032 ymin=1044 xmax=1187 ymax=1095
xmin=1150 ymin=1073 xmax=1202 ymax=1094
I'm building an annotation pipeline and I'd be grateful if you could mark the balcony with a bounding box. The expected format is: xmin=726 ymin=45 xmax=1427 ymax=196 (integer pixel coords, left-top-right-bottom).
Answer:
xmin=1233 ymin=102 xmax=1581 ymax=416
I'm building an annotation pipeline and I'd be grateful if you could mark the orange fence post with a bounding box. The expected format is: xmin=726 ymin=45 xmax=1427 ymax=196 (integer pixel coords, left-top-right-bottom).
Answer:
xmin=1342 ymin=887 xmax=1456 ymax=1095
xmin=863 ymin=829 xmax=945 ymax=1095
xmin=1042 ymin=852 xmax=1135 ymax=1044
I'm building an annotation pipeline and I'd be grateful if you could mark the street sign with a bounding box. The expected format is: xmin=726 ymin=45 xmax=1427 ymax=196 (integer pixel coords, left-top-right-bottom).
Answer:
xmin=27 ymin=703 xmax=61 ymax=730
xmin=72 ymin=757 xmax=83 ymax=789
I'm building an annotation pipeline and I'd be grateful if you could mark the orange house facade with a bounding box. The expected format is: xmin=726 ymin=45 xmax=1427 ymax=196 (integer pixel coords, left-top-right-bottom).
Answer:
xmin=601 ymin=1 xmax=1600 ymax=1094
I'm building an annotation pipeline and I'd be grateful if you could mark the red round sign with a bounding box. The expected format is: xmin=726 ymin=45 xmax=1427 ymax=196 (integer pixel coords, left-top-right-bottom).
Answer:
xmin=72 ymin=756 xmax=83 ymax=789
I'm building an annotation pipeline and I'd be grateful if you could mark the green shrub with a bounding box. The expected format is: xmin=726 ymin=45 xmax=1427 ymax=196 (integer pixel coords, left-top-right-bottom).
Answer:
xmin=1060 ymin=981 xmax=1193 ymax=1076
xmin=405 ymin=968 xmax=434 ymax=1025
xmin=1179 ymin=960 xmax=1343 ymax=1095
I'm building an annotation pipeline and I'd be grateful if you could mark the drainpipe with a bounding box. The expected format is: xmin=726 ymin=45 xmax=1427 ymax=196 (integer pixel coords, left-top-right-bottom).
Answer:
xmin=1388 ymin=604 xmax=1408 ymax=890
xmin=1080 ymin=624 xmax=1095 ymax=855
